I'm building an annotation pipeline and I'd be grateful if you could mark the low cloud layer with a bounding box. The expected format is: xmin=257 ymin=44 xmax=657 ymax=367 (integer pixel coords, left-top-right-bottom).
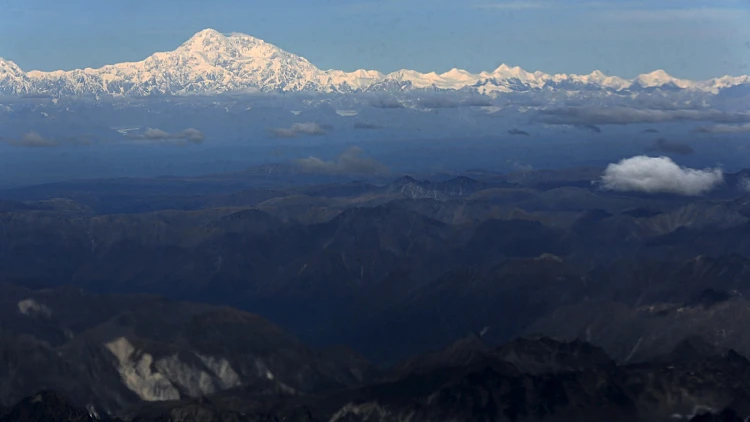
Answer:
xmin=645 ymin=138 xmax=695 ymax=155
xmin=1 ymin=131 xmax=94 ymax=147
xmin=695 ymin=123 xmax=750 ymax=134
xmin=354 ymin=122 xmax=382 ymax=130
xmin=366 ymin=92 xmax=490 ymax=110
xmin=576 ymin=124 xmax=602 ymax=133
xmin=270 ymin=128 xmax=297 ymax=138
xmin=417 ymin=93 xmax=492 ymax=108
xmin=128 ymin=128 xmax=205 ymax=145
xmin=461 ymin=95 xmax=493 ymax=107
xmin=370 ymin=98 xmax=404 ymax=109
xmin=270 ymin=122 xmax=329 ymax=138
xmin=416 ymin=93 xmax=493 ymax=109
xmin=418 ymin=97 xmax=459 ymax=109
xmin=538 ymin=106 xmax=750 ymax=126
xmin=508 ymin=159 xmax=533 ymax=172
xmin=296 ymin=147 xmax=388 ymax=174
xmin=601 ymin=155 xmax=723 ymax=196
xmin=8 ymin=132 xmax=58 ymax=147
xmin=508 ymin=129 xmax=530 ymax=136
xmin=739 ymin=176 xmax=750 ymax=192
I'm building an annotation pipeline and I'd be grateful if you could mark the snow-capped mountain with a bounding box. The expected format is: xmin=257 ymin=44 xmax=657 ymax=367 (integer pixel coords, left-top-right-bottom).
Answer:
xmin=0 ymin=28 xmax=747 ymax=98
xmin=0 ymin=59 xmax=32 ymax=95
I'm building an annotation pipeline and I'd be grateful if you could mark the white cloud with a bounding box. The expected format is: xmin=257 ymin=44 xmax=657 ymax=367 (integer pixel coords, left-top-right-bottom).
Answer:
xmin=508 ymin=159 xmax=533 ymax=172
xmin=601 ymin=155 xmax=723 ymax=196
xmin=296 ymin=147 xmax=388 ymax=174
xmin=474 ymin=1 xmax=549 ymax=10
xmin=474 ymin=1 xmax=750 ymax=21
xmin=739 ymin=176 xmax=750 ymax=192
xmin=538 ymin=107 xmax=750 ymax=126
xmin=696 ymin=123 xmax=750 ymax=134
xmin=599 ymin=8 xmax=750 ymax=22
xmin=291 ymin=122 xmax=327 ymax=135
xmin=346 ymin=0 xmax=750 ymax=19
xmin=472 ymin=0 xmax=614 ymax=10
xmin=269 ymin=122 xmax=329 ymax=138
xmin=128 ymin=128 xmax=205 ymax=145
xmin=1 ymin=131 xmax=101 ymax=147
xmin=15 ymin=131 xmax=58 ymax=147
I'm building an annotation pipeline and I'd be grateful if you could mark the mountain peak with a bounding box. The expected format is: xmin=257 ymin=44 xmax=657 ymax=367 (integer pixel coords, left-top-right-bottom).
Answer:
xmin=178 ymin=29 xmax=269 ymax=53
xmin=171 ymin=28 xmax=287 ymax=68
xmin=442 ymin=68 xmax=473 ymax=79
xmin=494 ymin=64 xmax=511 ymax=72
xmin=186 ymin=29 xmax=269 ymax=45
xmin=634 ymin=69 xmax=688 ymax=88
xmin=492 ymin=64 xmax=527 ymax=78
xmin=646 ymin=69 xmax=672 ymax=78
xmin=0 ymin=31 xmax=744 ymax=96
xmin=191 ymin=28 xmax=226 ymax=39
xmin=637 ymin=69 xmax=674 ymax=83
xmin=0 ymin=58 xmax=24 ymax=73
xmin=228 ymin=31 xmax=263 ymax=41
xmin=181 ymin=28 xmax=230 ymax=48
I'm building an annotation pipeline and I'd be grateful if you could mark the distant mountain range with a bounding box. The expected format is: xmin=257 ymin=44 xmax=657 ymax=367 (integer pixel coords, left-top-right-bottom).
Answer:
xmin=1 ymin=28 xmax=748 ymax=98
xmin=5 ymin=166 xmax=750 ymax=420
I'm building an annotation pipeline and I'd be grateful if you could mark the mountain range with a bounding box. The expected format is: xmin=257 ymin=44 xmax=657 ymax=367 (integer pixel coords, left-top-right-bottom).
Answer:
xmin=4 ymin=333 xmax=750 ymax=421
xmin=3 ymin=165 xmax=750 ymax=364
xmin=1 ymin=28 xmax=748 ymax=98
xmin=5 ymin=164 xmax=750 ymax=420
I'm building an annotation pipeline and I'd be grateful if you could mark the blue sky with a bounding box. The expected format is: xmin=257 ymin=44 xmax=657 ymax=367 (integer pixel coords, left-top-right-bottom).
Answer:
xmin=1 ymin=0 xmax=749 ymax=79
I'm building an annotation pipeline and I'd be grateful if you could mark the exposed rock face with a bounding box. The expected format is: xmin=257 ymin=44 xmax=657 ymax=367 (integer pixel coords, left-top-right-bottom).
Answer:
xmin=0 ymin=391 xmax=116 ymax=422
xmin=6 ymin=337 xmax=750 ymax=421
xmin=17 ymin=299 xmax=51 ymax=318
xmin=0 ymin=284 xmax=376 ymax=416
xmin=323 ymin=337 xmax=750 ymax=422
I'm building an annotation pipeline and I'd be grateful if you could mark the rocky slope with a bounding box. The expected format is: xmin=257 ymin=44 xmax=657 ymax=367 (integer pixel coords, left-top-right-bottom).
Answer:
xmin=4 ymin=337 xmax=750 ymax=422
xmin=0 ymin=283 xmax=376 ymax=416
xmin=3 ymin=171 xmax=750 ymax=365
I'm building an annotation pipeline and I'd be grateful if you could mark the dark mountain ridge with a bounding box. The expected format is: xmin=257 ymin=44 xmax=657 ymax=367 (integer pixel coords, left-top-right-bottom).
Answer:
xmin=3 ymin=167 xmax=750 ymax=381
xmin=4 ymin=336 xmax=750 ymax=422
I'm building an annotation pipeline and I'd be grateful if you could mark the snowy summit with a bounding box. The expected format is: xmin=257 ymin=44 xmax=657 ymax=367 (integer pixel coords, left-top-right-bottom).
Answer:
xmin=0 ymin=28 xmax=747 ymax=97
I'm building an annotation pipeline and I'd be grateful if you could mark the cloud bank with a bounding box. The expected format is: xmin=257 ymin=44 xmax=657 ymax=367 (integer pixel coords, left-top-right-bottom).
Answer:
xmin=508 ymin=159 xmax=533 ymax=172
xmin=9 ymin=132 xmax=58 ymax=147
xmin=128 ymin=128 xmax=205 ymax=145
xmin=354 ymin=122 xmax=382 ymax=130
xmin=576 ymin=124 xmax=602 ymax=133
xmin=370 ymin=98 xmax=405 ymax=109
xmin=695 ymin=123 xmax=750 ymax=134
xmin=645 ymin=138 xmax=695 ymax=155
xmin=739 ymin=176 xmax=750 ymax=192
xmin=600 ymin=155 xmax=723 ymax=196
xmin=461 ymin=95 xmax=493 ymax=107
xmin=414 ymin=93 xmax=493 ymax=109
xmin=538 ymin=106 xmax=750 ymax=126
xmin=508 ymin=128 xmax=530 ymax=136
xmin=296 ymin=147 xmax=388 ymax=174
xmin=418 ymin=97 xmax=459 ymax=109
xmin=270 ymin=122 xmax=329 ymax=138
xmin=1 ymin=132 xmax=95 ymax=147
